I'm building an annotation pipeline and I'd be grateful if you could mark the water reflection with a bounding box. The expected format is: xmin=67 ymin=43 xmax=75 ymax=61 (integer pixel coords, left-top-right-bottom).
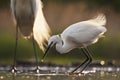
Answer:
xmin=35 ymin=76 xmax=40 ymax=80
xmin=12 ymin=74 xmax=16 ymax=80
xmin=0 ymin=66 xmax=120 ymax=80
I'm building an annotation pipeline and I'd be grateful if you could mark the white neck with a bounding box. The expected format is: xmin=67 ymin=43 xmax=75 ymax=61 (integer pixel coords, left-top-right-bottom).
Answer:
xmin=55 ymin=38 xmax=72 ymax=54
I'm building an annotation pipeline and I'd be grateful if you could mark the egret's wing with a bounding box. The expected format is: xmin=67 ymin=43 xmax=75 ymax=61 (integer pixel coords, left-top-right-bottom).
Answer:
xmin=64 ymin=22 xmax=106 ymax=44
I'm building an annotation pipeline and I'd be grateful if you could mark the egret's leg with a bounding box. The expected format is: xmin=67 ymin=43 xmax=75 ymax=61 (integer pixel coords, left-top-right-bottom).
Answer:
xmin=11 ymin=24 xmax=19 ymax=73
xmin=70 ymin=48 xmax=90 ymax=74
xmin=78 ymin=47 xmax=92 ymax=73
xmin=32 ymin=35 xmax=40 ymax=73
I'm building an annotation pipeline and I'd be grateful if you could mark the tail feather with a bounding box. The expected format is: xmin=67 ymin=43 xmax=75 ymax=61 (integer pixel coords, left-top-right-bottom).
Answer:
xmin=88 ymin=14 xmax=106 ymax=26
xmin=33 ymin=0 xmax=51 ymax=52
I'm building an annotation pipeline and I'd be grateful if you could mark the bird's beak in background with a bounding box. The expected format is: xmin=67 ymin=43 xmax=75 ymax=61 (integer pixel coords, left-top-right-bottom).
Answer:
xmin=41 ymin=42 xmax=53 ymax=62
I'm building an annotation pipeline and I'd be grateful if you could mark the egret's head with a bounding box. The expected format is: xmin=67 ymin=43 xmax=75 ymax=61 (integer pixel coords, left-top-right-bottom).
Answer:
xmin=48 ymin=35 xmax=60 ymax=46
xmin=41 ymin=35 xmax=61 ymax=61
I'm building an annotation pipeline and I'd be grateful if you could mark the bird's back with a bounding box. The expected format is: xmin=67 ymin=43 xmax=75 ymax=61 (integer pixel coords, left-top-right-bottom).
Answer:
xmin=61 ymin=17 xmax=107 ymax=47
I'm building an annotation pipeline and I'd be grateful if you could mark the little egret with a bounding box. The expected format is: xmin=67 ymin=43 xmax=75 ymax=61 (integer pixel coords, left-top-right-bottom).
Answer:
xmin=42 ymin=14 xmax=107 ymax=74
xmin=10 ymin=0 xmax=50 ymax=73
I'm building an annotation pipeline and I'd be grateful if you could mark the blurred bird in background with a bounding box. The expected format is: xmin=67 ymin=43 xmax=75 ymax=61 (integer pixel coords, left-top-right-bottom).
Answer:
xmin=10 ymin=0 xmax=51 ymax=73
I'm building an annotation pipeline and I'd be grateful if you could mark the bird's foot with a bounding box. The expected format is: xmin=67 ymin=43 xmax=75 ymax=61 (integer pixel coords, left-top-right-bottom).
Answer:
xmin=34 ymin=66 xmax=41 ymax=74
xmin=10 ymin=66 xmax=18 ymax=74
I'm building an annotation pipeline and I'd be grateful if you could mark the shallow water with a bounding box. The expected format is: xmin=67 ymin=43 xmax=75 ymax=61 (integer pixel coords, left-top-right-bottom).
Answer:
xmin=0 ymin=71 xmax=120 ymax=80
xmin=0 ymin=66 xmax=120 ymax=80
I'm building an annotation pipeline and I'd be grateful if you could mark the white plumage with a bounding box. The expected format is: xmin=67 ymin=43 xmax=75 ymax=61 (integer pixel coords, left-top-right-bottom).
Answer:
xmin=11 ymin=0 xmax=50 ymax=51
xmin=10 ymin=0 xmax=50 ymax=73
xmin=42 ymin=14 xmax=107 ymax=74
xmin=47 ymin=14 xmax=106 ymax=53
xmin=33 ymin=0 xmax=51 ymax=51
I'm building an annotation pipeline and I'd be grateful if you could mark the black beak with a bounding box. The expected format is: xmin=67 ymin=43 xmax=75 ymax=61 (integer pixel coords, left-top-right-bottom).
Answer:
xmin=41 ymin=42 xmax=53 ymax=62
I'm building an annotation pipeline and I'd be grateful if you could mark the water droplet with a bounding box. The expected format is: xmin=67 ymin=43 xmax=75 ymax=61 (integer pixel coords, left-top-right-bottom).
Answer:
xmin=108 ymin=67 xmax=112 ymax=72
xmin=46 ymin=76 xmax=51 ymax=80
xmin=117 ymin=68 xmax=120 ymax=71
xmin=0 ymin=76 xmax=4 ymax=79
xmin=26 ymin=76 xmax=30 ymax=79
xmin=100 ymin=60 xmax=105 ymax=65
xmin=41 ymin=60 xmax=44 ymax=62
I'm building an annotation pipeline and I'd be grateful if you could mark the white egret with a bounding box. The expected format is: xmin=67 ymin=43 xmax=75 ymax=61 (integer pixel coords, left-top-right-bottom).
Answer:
xmin=42 ymin=14 xmax=107 ymax=74
xmin=10 ymin=0 xmax=50 ymax=73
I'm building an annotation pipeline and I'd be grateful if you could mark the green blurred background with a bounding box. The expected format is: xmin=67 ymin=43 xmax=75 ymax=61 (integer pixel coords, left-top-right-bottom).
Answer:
xmin=0 ymin=0 xmax=120 ymax=65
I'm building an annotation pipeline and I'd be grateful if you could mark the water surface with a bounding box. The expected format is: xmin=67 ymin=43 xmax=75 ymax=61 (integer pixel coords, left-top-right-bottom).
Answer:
xmin=0 ymin=66 xmax=120 ymax=80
